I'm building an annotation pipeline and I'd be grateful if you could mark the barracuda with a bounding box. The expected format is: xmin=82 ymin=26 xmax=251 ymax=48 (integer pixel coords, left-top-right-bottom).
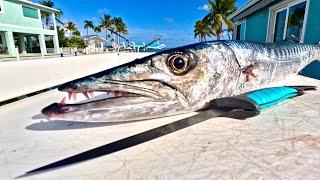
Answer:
xmin=41 ymin=40 xmax=320 ymax=122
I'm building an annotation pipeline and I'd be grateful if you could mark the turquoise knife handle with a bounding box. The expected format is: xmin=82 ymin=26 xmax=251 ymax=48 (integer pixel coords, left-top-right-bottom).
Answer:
xmin=213 ymin=86 xmax=316 ymax=111
xmin=246 ymin=87 xmax=302 ymax=109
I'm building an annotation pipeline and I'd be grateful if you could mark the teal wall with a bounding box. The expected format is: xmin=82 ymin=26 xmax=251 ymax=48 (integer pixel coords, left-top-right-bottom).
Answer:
xmin=240 ymin=22 xmax=246 ymax=40
xmin=0 ymin=1 xmax=60 ymax=55
xmin=244 ymin=8 xmax=269 ymax=42
xmin=0 ymin=1 xmax=42 ymax=29
xmin=237 ymin=0 xmax=320 ymax=43
xmin=304 ymin=0 xmax=320 ymax=43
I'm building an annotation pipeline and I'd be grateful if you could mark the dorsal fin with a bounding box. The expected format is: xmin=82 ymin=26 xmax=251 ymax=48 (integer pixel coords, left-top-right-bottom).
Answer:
xmin=284 ymin=35 xmax=301 ymax=43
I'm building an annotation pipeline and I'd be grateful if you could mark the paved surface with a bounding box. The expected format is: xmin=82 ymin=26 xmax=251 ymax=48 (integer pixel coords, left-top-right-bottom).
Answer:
xmin=0 ymin=75 xmax=320 ymax=180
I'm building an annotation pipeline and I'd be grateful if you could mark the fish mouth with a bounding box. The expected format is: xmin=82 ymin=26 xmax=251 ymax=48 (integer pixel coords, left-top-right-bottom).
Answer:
xmin=41 ymin=80 xmax=176 ymax=118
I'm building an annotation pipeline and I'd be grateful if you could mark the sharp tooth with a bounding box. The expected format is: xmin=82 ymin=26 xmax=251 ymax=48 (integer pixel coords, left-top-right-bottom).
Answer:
xmin=83 ymin=92 xmax=90 ymax=99
xmin=115 ymin=91 xmax=120 ymax=96
xmin=60 ymin=97 xmax=66 ymax=105
xmin=88 ymin=91 xmax=94 ymax=98
xmin=72 ymin=92 xmax=77 ymax=101
xmin=68 ymin=92 xmax=72 ymax=100
xmin=108 ymin=91 xmax=114 ymax=97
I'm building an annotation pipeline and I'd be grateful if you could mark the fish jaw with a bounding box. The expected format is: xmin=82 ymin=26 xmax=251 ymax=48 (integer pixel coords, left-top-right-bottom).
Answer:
xmin=42 ymin=79 xmax=190 ymax=122
xmin=42 ymin=56 xmax=191 ymax=122
xmin=41 ymin=96 xmax=188 ymax=122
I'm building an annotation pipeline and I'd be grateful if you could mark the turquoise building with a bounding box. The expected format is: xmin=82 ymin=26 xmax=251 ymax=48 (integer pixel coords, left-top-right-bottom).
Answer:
xmin=229 ymin=0 xmax=320 ymax=79
xmin=0 ymin=0 xmax=60 ymax=57
xmin=229 ymin=0 xmax=320 ymax=44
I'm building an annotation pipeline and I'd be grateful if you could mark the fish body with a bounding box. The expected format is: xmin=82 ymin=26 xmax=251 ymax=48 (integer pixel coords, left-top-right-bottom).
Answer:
xmin=42 ymin=41 xmax=320 ymax=122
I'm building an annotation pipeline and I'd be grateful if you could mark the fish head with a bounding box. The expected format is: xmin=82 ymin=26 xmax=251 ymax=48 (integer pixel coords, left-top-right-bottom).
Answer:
xmin=42 ymin=41 xmax=240 ymax=122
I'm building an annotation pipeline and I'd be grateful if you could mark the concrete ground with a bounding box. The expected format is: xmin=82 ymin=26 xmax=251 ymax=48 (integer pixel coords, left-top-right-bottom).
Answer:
xmin=0 ymin=75 xmax=319 ymax=180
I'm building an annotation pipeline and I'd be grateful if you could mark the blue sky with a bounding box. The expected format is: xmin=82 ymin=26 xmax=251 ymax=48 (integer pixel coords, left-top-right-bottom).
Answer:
xmin=34 ymin=0 xmax=247 ymax=48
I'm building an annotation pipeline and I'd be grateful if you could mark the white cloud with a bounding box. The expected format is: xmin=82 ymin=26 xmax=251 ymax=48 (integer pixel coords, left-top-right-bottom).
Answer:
xmin=97 ymin=8 xmax=109 ymax=14
xmin=197 ymin=4 xmax=210 ymax=11
xmin=164 ymin=17 xmax=175 ymax=24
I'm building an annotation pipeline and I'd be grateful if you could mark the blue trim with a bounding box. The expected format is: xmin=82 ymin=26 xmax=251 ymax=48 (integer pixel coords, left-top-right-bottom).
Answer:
xmin=246 ymin=87 xmax=298 ymax=109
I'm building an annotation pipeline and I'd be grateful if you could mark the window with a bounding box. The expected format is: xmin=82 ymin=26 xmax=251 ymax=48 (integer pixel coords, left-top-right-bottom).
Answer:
xmin=273 ymin=9 xmax=287 ymax=42
xmin=236 ymin=24 xmax=241 ymax=40
xmin=22 ymin=6 xmax=38 ymax=19
xmin=0 ymin=0 xmax=3 ymax=12
xmin=286 ymin=2 xmax=307 ymax=40
xmin=271 ymin=1 xmax=307 ymax=42
xmin=234 ymin=21 xmax=246 ymax=40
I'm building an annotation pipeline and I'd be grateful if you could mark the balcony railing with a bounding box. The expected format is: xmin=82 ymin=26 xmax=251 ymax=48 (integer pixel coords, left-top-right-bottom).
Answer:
xmin=42 ymin=23 xmax=55 ymax=30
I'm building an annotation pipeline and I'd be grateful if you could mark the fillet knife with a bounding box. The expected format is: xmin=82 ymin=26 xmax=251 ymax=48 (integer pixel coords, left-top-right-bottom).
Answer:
xmin=18 ymin=86 xmax=316 ymax=178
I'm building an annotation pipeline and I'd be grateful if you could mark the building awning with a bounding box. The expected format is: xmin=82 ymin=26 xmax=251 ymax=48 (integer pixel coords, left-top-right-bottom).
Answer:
xmin=229 ymin=0 xmax=277 ymax=22
xmin=14 ymin=0 xmax=60 ymax=13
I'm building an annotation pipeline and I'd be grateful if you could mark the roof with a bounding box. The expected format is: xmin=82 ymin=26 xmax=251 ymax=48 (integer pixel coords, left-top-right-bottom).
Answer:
xmin=81 ymin=35 xmax=107 ymax=41
xmin=13 ymin=0 xmax=60 ymax=12
xmin=228 ymin=0 xmax=276 ymax=22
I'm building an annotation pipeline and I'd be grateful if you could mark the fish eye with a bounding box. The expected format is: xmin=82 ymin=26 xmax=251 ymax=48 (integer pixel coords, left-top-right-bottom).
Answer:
xmin=167 ymin=53 xmax=190 ymax=75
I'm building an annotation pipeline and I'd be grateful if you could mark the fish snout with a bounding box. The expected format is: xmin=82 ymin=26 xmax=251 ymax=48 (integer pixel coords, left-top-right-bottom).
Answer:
xmin=58 ymin=81 xmax=80 ymax=92
xmin=41 ymin=103 xmax=73 ymax=117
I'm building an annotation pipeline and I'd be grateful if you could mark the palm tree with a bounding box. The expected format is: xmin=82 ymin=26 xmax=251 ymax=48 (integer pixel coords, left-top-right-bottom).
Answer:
xmin=205 ymin=0 xmax=236 ymax=40
xmin=93 ymin=25 xmax=102 ymax=36
xmin=72 ymin=30 xmax=81 ymax=37
xmin=194 ymin=19 xmax=213 ymax=42
xmin=65 ymin=21 xmax=76 ymax=37
xmin=84 ymin=20 xmax=94 ymax=37
xmin=39 ymin=0 xmax=63 ymax=26
xmin=111 ymin=17 xmax=128 ymax=44
xmin=100 ymin=14 xmax=113 ymax=41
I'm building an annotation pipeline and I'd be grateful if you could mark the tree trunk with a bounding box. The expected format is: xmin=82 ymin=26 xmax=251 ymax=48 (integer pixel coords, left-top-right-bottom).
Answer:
xmin=217 ymin=34 xmax=220 ymax=40
xmin=118 ymin=35 xmax=120 ymax=44
xmin=86 ymin=29 xmax=89 ymax=45
xmin=106 ymin=30 xmax=108 ymax=42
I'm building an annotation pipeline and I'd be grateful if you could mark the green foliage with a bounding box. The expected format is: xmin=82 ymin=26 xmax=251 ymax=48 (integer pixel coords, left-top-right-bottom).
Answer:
xmin=94 ymin=26 xmax=102 ymax=33
xmin=72 ymin=30 xmax=81 ymax=37
xmin=57 ymin=26 xmax=68 ymax=47
xmin=84 ymin=20 xmax=94 ymax=30
xmin=39 ymin=0 xmax=63 ymax=25
xmin=39 ymin=0 xmax=53 ymax=8
xmin=65 ymin=21 xmax=76 ymax=32
xmin=111 ymin=17 xmax=128 ymax=35
xmin=207 ymin=0 xmax=236 ymax=40
xmin=195 ymin=0 xmax=236 ymax=40
xmin=99 ymin=14 xmax=129 ymax=42
xmin=194 ymin=19 xmax=213 ymax=42
xmin=100 ymin=14 xmax=113 ymax=40
xmin=65 ymin=21 xmax=80 ymax=38
xmin=67 ymin=37 xmax=86 ymax=48
xmin=57 ymin=26 xmax=85 ymax=48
